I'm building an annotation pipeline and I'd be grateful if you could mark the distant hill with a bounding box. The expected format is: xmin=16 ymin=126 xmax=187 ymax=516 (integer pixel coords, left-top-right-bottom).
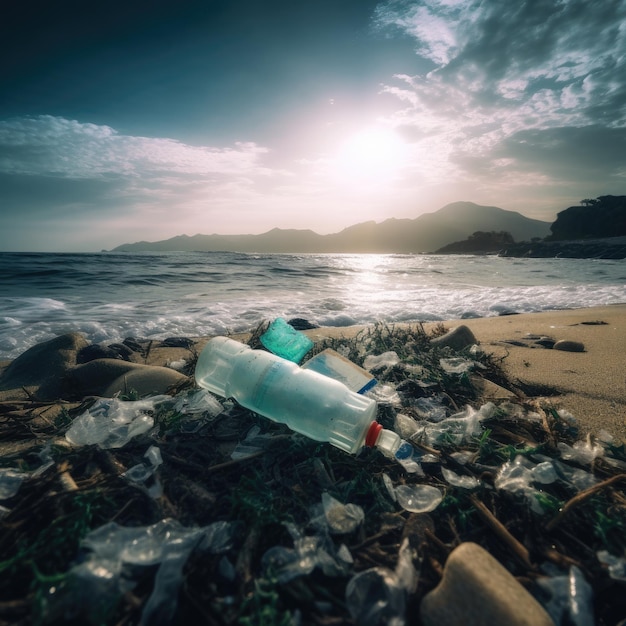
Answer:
xmin=111 ymin=201 xmax=552 ymax=253
xmin=434 ymin=230 xmax=516 ymax=254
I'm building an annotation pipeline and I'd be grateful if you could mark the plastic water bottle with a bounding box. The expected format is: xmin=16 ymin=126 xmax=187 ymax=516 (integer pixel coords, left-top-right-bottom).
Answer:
xmin=195 ymin=337 xmax=400 ymax=455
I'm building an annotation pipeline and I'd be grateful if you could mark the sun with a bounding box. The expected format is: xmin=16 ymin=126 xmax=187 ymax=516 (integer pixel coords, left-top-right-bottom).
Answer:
xmin=331 ymin=127 xmax=408 ymax=185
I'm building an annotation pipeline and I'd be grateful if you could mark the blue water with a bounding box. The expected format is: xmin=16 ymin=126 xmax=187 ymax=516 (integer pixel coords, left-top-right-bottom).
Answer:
xmin=1 ymin=251 xmax=624 ymax=359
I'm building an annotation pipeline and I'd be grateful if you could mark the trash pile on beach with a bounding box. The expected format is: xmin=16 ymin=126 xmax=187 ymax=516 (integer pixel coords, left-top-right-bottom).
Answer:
xmin=1 ymin=319 xmax=625 ymax=625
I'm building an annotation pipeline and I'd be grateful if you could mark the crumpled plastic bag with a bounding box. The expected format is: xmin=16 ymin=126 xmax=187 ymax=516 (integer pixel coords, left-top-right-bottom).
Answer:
xmin=345 ymin=538 xmax=418 ymax=626
xmin=65 ymin=396 xmax=170 ymax=448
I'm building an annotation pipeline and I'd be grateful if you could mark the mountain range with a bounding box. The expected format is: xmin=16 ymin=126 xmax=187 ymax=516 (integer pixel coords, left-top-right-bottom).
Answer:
xmin=111 ymin=201 xmax=552 ymax=254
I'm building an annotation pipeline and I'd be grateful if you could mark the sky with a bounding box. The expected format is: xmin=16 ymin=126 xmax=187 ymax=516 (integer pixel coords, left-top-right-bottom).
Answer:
xmin=1 ymin=0 xmax=625 ymax=252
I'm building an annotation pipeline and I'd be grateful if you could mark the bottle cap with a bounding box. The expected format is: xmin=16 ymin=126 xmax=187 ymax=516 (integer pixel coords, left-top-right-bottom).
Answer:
xmin=195 ymin=336 xmax=249 ymax=397
xmin=374 ymin=428 xmax=402 ymax=458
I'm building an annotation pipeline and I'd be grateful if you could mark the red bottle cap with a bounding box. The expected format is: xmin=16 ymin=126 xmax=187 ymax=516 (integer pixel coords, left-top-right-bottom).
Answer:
xmin=365 ymin=421 xmax=383 ymax=447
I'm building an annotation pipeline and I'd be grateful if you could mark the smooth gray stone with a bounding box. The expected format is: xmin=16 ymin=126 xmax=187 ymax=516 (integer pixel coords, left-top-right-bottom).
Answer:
xmin=553 ymin=340 xmax=585 ymax=352
xmin=430 ymin=325 xmax=477 ymax=352
xmin=68 ymin=359 xmax=188 ymax=398
xmin=0 ymin=332 xmax=89 ymax=400
xmin=420 ymin=542 xmax=554 ymax=626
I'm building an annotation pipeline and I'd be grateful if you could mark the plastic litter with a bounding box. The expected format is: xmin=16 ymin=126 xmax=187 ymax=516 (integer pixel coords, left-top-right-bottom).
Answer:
xmin=363 ymin=351 xmax=400 ymax=372
xmin=365 ymin=383 xmax=402 ymax=408
xmin=557 ymin=436 xmax=604 ymax=465
xmin=65 ymin=396 xmax=170 ymax=448
xmin=420 ymin=403 xmax=495 ymax=446
xmin=123 ymin=445 xmax=163 ymax=498
xmin=0 ymin=444 xmax=56 ymax=504
xmin=230 ymin=425 xmax=279 ymax=460
xmin=495 ymin=455 xmax=556 ymax=514
xmin=439 ymin=356 xmax=475 ymax=375
xmin=345 ymin=538 xmax=417 ymax=626
xmin=259 ymin=317 xmax=314 ymax=363
xmin=597 ymin=550 xmax=626 ymax=581
xmin=172 ymin=388 xmax=223 ymax=417
xmin=322 ymin=492 xmax=364 ymax=534
xmin=412 ymin=395 xmax=448 ymax=421
xmin=535 ymin=565 xmax=594 ymax=626
xmin=441 ymin=467 xmax=480 ymax=489
xmin=393 ymin=441 xmax=425 ymax=475
xmin=0 ymin=468 xmax=26 ymax=500
xmin=52 ymin=518 xmax=235 ymax=625
xmin=262 ymin=521 xmax=353 ymax=583
xmin=195 ymin=337 xmax=400 ymax=455
xmin=394 ymin=484 xmax=443 ymax=513
xmin=303 ymin=348 xmax=376 ymax=394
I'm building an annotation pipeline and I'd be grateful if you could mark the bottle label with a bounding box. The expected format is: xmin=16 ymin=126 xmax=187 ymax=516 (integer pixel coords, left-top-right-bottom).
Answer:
xmin=252 ymin=360 xmax=285 ymax=411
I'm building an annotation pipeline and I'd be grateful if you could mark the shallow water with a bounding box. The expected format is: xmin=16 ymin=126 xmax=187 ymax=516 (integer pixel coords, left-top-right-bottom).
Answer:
xmin=1 ymin=251 xmax=624 ymax=359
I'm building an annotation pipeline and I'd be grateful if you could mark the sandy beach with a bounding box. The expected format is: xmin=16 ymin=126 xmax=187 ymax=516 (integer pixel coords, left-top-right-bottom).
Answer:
xmin=302 ymin=304 xmax=626 ymax=440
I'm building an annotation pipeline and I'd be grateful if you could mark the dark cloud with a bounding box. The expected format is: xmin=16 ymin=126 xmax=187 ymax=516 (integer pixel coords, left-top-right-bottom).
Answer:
xmin=495 ymin=126 xmax=626 ymax=179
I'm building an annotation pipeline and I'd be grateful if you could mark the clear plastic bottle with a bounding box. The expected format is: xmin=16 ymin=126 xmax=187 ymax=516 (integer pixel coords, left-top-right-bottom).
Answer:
xmin=195 ymin=337 xmax=400 ymax=455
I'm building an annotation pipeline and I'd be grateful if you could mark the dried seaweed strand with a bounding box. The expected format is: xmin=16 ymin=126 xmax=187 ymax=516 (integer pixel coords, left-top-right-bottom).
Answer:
xmin=469 ymin=494 xmax=533 ymax=569
xmin=546 ymin=473 xmax=626 ymax=531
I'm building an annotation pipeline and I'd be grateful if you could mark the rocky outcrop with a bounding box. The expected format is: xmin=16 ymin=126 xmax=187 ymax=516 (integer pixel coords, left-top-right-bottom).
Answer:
xmin=549 ymin=195 xmax=626 ymax=241
xmin=498 ymin=237 xmax=626 ymax=259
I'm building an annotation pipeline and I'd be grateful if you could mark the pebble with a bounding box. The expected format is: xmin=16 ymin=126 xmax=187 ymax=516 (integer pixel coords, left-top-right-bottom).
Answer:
xmin=0 ymin=332 xmax=88 ymax=401
xmin=419 ymin=542 xmax=554 ymax=626
xmin=553 ymin=340 xmax=585 ymax=352
xmin=68 ymin=359 xmax=188 ymax=398
xmin=430 ymin=325 xmax=477 ymax=351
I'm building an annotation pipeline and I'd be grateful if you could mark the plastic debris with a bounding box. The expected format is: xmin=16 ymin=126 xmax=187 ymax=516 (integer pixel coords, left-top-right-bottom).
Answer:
xmin=439 ymin=356 xmax=475 ymax=375
xmin=495 ymin=456 xmax=556 ymax=514
xmin=322 ymin=493 xmax=364 ymax=534
xmin=394 ymin=484 xmax=443 ymax=513
xmin=123 ymin=445 xmax=163 ymax=498
xmin=420 ymin=403 xmax=495 ymax=446
xmin=260 ymin=317 xmax=314 ymax=363
xmin=0 ymin=468 xmax=26 ymax=500
xmin=393 ymin=441 xmax=424 ymax=475
xmin=173 ymin=388 xmax=223 ymax=417
xmin=302 ymin=348 xmax=376 ymax=394
xmin=363 ymin=351 xmax=400 ymax=372
xmin=535 ymin=565 xmax=594 ymax=626
xmin=230 ymin=425 xmax=279 ymax=460
xmin=65 ymin=396 xmax=170 ymax=448
xmin=52 ymin=518 xmax=235 ymax=625
xmin=557 ymin=436 xmax=604 ymax=465
xmin=165 ymin=358 xmax=187 ymax=371
xmin=412 ymin=395 xmax=448 ymax=421
xmin=441 ymin=467 xmax=480 ymax=489
xmin=366 ymin=383 xmax=402 ymax=407
xmin=597 ymin=550 xmax=626 ymax=581
xmin=262 ymin=521 xmax=353 ymax=583
xmin=345 ymin=538 xmax=418 ymax=626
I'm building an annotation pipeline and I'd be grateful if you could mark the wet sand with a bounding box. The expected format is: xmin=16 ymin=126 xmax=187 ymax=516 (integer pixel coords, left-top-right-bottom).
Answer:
xmin=303 ymin=304 xmax=626 ymax=440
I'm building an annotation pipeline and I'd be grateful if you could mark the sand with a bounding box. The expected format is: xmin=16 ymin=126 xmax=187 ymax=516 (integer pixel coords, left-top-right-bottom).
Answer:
xmin=302 ymin=304 xmax=626 ymax=440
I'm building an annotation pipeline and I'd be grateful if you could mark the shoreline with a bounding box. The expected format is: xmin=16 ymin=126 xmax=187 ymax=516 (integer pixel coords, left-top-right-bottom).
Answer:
xmin=1 ymin=304 xmax=625 ymax=440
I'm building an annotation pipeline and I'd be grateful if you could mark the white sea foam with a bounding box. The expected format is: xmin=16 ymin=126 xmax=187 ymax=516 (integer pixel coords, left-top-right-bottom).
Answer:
xmin=0 ymin=252 xmax=624 ymax=359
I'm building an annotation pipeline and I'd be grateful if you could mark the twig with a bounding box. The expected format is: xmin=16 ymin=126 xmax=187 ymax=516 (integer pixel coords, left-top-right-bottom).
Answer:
xmin=469 ymin=494 xmax=533 ymax=569
xmin=546 ymin=473 xmax=626 ymax=531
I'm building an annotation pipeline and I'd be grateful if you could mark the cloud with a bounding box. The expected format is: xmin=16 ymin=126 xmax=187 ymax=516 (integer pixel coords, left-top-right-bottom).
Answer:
xmin=0 ymin=115 xmax=273 ymax=178
xmin=0 ymin=115 xmax=304 ymax=249
xmin=375 ymin=0 xmax=626 ymax=187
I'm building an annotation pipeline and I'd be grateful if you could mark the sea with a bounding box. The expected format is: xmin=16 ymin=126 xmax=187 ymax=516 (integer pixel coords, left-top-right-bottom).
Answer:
xmin=1 ymin=251 xmax=625 ymax=360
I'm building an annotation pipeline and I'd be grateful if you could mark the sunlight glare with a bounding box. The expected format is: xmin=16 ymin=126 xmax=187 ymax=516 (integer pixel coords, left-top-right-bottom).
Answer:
xmin=332 ymin=127 xmax=408 ymax=186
